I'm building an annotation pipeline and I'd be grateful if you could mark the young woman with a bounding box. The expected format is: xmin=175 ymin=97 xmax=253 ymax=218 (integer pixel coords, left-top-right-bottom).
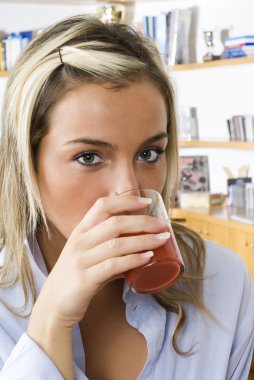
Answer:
xmin=0 ymin=15 xmax=253 ymax=380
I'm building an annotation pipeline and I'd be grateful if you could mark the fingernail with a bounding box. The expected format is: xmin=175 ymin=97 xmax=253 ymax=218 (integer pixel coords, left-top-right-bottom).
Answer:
xmin=155 ymin=232 xmax=170 ymax=240
xmin=158 ymin=219 xmax=170 ymax=227
xmin=140 ymin=251 xmax=154 ymax=259
xmin=137 ymin=197 xmax=152 ymax=204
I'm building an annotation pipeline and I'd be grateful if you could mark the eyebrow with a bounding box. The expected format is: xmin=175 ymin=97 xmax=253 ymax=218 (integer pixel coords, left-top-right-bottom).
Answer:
xmin=142 ymin=132 xmax=169 ymax=146
xmin=63 ymin=132 xmax=169 ymax=149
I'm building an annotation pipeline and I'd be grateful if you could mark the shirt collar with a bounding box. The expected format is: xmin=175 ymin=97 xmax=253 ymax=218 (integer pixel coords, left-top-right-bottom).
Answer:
xmin=27 ymin=235 xmax=48 ymax=277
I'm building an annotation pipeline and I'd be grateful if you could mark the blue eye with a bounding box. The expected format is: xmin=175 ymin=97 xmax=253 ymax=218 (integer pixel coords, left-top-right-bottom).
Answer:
xmin=137 ymin=148 xmax=165 ymax=163
xmin=75 ymin=152 xmax=103 ymax=166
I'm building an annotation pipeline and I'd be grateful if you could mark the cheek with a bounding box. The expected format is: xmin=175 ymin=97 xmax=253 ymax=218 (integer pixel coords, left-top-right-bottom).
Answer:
xmin=137 ymin=159 xmax=167 ymax=194
xmin=39 ymin=177 xmax=104 ymax=237
xmin=156 ymin=162 xmax=168 ymax=193
xmin=36 ymin=152 xmax=105 ymax=237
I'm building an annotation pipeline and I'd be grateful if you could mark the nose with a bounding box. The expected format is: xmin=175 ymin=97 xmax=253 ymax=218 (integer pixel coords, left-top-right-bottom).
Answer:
xmin=110 ymin=162 xmax=139 ymax=196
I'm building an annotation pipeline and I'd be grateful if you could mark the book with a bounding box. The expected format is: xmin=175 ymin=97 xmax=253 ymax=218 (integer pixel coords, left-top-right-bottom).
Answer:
xmin=152 ymin=16 xmax=157 ymax=40
xmin=167 ymin=9 xmax=180 ymax=66
xmin=227 ymin=119 xmax=234 ymax=141
xmin=225 ymin=35 xmax=254 ymax=47
xmin=225 ymin=51 xmax=247 ymax=58
xmin=225 ymin=46 xmax=254 ymax=58
xmin=148 ymin=16 xmax=154 ymax=39
xmin=227 ymin=115 xmax=254 ymax=141
xmin=232 ymin=115 xmax=246 ymax=141
xmin=226 ymin=46 xmax=254 ymax=53
xmin=142 ymin=16 xmax=149 ymax=37
xmin=20 ymin=30 xmax=33 ymax=49
xmin=137 ymin=7 xmax=196 ymax=66
xmin=0 ymin=30 xmax=34 ymax=71
xmin=176 ymin=8 xmax=192 ymax=64
xmin=155 ymin=13 xmax=168 ymax=62
xmin=168 ymin=8 xmax=194 ymax=65
xmin=225 ymin=42 xmax=254 ymax=49
xmin=165 ymin=12 xmax=171 ymax=64
xmin=243 ymin=115 xmax=254 ymax=142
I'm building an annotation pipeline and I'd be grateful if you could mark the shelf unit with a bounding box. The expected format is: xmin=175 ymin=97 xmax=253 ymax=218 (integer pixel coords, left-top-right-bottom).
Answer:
xmin=0 ymin=10 xmax=250 ymax=149
xmin=1 ymin=56 xmax=254 ymax=78
xmin=173 ymin=57 xmax=254 ymax=160
xmin=1 ymin=59 xmax=254 ymax=149
xmin=179 ymin=140 xmax=254 ymax=150
xmin=0 ymin=0 xmax=135 ymax=3
xmin=172 ymin=56 xmax=254 ymax=71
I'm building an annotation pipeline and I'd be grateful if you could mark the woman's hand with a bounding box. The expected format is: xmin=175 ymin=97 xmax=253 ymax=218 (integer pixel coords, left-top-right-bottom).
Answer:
xmin=35 ymin=194 xmax=169 ymax=326
xmin=27 ymin=195 xmax=169 ymax=378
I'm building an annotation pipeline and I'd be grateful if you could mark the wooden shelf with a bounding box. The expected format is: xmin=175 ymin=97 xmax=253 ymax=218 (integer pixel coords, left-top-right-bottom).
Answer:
xmin=179 ymin=140 xmax=254 ymax=150
xmin=0 ymin=71 xmax=9 ymax=77
xmin=172 ymin=57 xmax=254 ymax=71
xmin=1 ymin=55 xmax=254 ymax=79
xmin=172 ymin=207 xmax=254 ymax=234
xmin=0 ymin=0 xmax=134 ymax=3
xmin=173 ymin=209 xmax=254 ymax=289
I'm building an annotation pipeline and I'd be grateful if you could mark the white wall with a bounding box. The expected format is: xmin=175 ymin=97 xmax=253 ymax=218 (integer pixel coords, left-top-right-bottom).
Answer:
xmin=0 ymin=3 xmax=95 ymax=32
xmin=0 ymin=0 xmax=253 ymax=194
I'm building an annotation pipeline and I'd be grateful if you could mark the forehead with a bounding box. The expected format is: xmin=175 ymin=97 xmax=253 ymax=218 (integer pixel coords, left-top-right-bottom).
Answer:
xmin=47 ymin=80 xmax=168 ymax=144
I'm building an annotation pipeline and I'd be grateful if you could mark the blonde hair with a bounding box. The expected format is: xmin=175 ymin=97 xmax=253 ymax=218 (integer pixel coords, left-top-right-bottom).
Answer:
xmin=0 ymin=15 xmax=207 ymax=354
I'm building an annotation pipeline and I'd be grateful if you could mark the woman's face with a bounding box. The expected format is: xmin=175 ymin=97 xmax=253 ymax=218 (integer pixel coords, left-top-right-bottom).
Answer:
xmin=37 ymin=80 xmax=168 ymax=238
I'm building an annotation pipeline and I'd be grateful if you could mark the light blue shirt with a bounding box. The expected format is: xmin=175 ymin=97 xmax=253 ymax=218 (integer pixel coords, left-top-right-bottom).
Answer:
xmin=0 ymin=238 xmax=253 ymax=379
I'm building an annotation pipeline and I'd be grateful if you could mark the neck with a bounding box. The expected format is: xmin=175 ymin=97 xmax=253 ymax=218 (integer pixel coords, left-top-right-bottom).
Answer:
xmin=82 ymin=279 xmax=126 ymax=326
xmin=36 ymin=223 xmax=66 ymax=273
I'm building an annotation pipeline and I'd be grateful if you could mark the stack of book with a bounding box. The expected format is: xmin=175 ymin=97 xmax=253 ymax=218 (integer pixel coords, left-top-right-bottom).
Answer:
xmin=0 ymin=30 xmax=35 ymax=71
xmin=224 ymin=35 xmax=254 ymax=59
xmin=226 ymin=115 xmax=254 ymax=142
xmin=136 ymin=7 xmax=198 ymax=66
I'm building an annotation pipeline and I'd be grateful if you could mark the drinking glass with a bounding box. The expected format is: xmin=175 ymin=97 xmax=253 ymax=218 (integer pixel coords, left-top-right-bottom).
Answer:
xmin=117 ymin=189 xmax=184 ymax=294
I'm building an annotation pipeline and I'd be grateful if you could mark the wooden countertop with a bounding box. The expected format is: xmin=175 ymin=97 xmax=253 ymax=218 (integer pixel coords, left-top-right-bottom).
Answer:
xmin=171 ymin=207 xmax=254 ymax=233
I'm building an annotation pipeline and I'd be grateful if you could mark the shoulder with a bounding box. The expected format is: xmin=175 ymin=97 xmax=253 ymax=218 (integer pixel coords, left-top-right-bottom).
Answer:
xmin=204 ymin=240 xmax=250 ymax=283
xmin=203 ymin=240 xmax=254 ymax=316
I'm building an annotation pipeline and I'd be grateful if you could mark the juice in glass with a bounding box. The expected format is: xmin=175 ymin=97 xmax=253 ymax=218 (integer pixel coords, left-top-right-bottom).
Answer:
xmin=124 ymin=223 xmax=184 ymax=294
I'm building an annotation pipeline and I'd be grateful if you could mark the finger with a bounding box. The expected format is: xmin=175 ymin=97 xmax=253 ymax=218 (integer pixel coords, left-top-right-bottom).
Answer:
xmin=86 ymin=250 xmax=155 ymax=288
xmin=80 ymin=231 xmax=170 ymax=268
xmin=76 ymin=194 xmax=153 ymax=233
xmin=76 ymin=214 xmax=169 ymax=250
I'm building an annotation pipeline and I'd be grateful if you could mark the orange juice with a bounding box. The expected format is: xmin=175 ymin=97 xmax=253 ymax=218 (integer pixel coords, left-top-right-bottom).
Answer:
xmin=124 ymin=226 xmax=184 ymax=294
